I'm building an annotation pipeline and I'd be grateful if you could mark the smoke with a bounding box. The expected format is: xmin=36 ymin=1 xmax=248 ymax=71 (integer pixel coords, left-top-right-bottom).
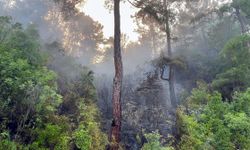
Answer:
xmin=2 ymin=1 xmax=239 ymax=147
xmin=0 ymin=0 xmax=232 ymax=99
xmin=0 ymin=0 xmax=57 ymax=40
xmin=0 ymin=0 xmax=161 ymax=79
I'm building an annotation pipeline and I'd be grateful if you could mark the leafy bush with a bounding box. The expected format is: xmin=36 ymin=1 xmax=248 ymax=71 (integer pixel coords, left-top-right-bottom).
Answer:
xmin=142 ymin=131 xmax=174 ymax=150
xmin=0 ymin=17 xmax=107 ymax=149
xmin=212 ymin=35 xmax=250 ymax=100
xmin=178 ymin=87 xmax=250 ymax=149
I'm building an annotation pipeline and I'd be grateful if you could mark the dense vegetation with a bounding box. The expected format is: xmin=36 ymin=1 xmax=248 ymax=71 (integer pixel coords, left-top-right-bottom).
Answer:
xmin=141 ymin=33 xmax=250 ymax=150
xmin=0 ymin=0 xmax=250 ymax=149
xmin=0 ymin=16 xmax=107 ymax=150
xmin=135 ymin=0 xmax=250 ymax=149
xmin=175 ymin=34 xmax=250 ymax=149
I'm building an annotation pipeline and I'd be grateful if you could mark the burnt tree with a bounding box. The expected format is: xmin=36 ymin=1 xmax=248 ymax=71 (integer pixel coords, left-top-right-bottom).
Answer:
xmin=163 ymin=0 xmax=177 ymax=108
xmin=110 ymin=0 xmax=123 ymax=149
xmin=129 ymin=0 xmax=178 ymax=107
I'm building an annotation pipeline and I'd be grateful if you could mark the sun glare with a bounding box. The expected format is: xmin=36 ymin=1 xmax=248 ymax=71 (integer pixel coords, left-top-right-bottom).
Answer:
xmin=2 ymin=0 xmax=17 ymax=8
xmin=76 ymin=0 xmax=139 ymax=42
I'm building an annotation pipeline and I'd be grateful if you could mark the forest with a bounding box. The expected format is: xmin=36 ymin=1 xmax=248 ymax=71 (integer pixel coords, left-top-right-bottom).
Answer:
xmin=0 ymin=0 xmax=250 ymax=150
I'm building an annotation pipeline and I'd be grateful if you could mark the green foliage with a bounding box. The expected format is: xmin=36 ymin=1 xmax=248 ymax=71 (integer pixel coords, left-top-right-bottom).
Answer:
xmin=0 ymin=17 xmax=61 ymax=144
xmin=220 ymin=0 xmax=250 ymax=18
xmin=142 ymin=131 xmax=174 ymax=150
xmin=155 ymin=55 xmax=187 ymax=70
xmin=220 ymin=35 xmax=250 ymax=66
xmin=31 ymin=123 xmax=70 ymax=150
xmin=0 ymin=17 xmax=107 ymax=149
xmin=178 ymin=87 xmax=250 ymax=150
xmin=212 ymin=35 xmax=250 ymax=100
xmin=0 ymin=131 xmax=31 ymax=150
xmin=0 ymin=16 xmax=45 ymax=65
xmin=73 ymin=125 xmax=92 ymax=150
xmin=219 ymin=0 xmax=250 ymax=33
xmin=186 ymin=82 xmax=211 ymax=108
xmin=72 ymin=102 xmax=108 ymax=150
xmin=60 ymin=70 xmax=108 ymax=150
xmin=0 ymin=131 xmax=19 ymax=150
xmin=232 ymin=0 xmax=250 ymax=17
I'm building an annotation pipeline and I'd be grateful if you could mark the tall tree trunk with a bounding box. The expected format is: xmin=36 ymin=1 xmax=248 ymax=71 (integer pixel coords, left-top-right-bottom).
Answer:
xmin=149 ymin=22 xmax=157 ymax=58
xmin=164 ymin=0 xmax=177 ymax=107
xmin=110 ymin=0 xmax=123 ymax=149
xmin=235 ymin=7 xmax=246 ymax=34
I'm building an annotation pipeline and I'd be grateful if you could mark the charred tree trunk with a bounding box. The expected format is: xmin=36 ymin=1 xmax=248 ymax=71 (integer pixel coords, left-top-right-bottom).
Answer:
xmin=235 ymin=7 xmax=247 ymax=34
xmin=149 ymin=22 xmax=157 ymax=57
xmin=110 ymin=0 xmax=123 ymax=149
xmin=164 ymin=0 xmax=177 ymax=108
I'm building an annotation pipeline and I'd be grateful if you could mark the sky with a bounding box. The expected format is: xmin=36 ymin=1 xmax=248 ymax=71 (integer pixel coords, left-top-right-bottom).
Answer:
xmin=77 ymin=0 xmax=139 ymax=42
